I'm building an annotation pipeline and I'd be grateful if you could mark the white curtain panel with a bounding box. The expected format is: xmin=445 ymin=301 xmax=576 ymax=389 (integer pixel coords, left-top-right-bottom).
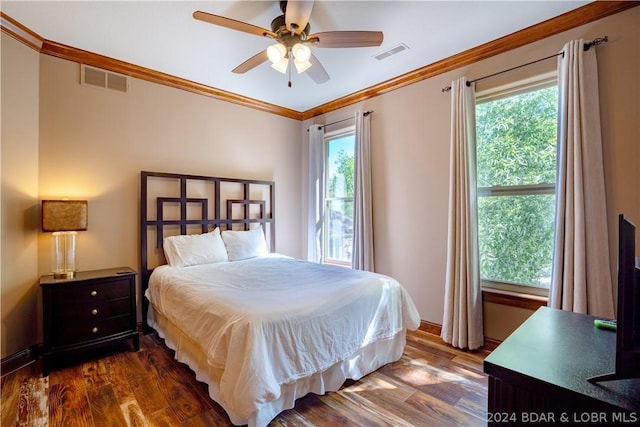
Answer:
xmin=549 ymin=40 xmax=615 ymax=318
xmin=441 ymin=78 xmax=484 ymax=350
xmin=307 ymin=125 xmax=325 ymax=263
xmin=352 ymin=111 xmax=375 ymax=271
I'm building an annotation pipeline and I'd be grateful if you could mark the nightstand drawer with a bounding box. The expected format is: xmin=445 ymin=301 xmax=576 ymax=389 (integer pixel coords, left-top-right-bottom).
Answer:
xmin=56 ymin=297 xmax=132 ymax=322
xmin=51 ymin=278 xmax=131 ymax=304
xmin=51 ymin=314 xmax=133 ymax=347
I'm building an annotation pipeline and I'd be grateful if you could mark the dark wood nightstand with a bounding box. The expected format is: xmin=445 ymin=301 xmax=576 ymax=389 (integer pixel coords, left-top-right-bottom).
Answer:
xmin=40 ymin=267 xmax=139 ymax=376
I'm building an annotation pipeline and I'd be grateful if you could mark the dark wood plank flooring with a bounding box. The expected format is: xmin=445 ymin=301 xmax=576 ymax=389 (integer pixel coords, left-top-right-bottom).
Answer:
xmin=1 ymin=329 xmax=490 ymax=426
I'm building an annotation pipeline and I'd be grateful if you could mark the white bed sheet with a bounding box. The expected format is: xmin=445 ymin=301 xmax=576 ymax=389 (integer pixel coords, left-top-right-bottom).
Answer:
xmin=146 ymin=254 xmax=420 ymax=425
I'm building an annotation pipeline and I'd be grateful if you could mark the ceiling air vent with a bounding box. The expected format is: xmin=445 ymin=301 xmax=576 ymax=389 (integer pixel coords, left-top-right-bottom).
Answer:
xmin=374 ymin=43 xmax=409 ymax=61
xmin=81 ymin=64 xmax=129 ymax=94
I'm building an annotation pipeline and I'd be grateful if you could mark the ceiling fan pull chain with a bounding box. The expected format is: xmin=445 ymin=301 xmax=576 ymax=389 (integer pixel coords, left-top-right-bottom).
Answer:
xmin=288 ymin=57 xmax=292 ymax=87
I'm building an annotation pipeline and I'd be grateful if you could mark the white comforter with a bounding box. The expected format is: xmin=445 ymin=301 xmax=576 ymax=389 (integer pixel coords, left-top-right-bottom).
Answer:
xmin=146 ymin=255 xmax=420 ymax=421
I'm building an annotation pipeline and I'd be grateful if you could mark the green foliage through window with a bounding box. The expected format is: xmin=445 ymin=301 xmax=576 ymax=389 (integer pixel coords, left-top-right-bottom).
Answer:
xmin=325 ymin=133 xmax=355 ymax=264
xmin=476 ymin=84 xmax=558 ymax=288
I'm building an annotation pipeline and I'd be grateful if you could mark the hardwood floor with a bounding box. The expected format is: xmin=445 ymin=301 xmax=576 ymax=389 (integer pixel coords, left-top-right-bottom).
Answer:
xmin=1 ymin=329 xmax=490 ymax=426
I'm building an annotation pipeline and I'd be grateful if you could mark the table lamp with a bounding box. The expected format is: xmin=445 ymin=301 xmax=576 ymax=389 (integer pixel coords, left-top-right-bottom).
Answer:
xmin=42 ymin=200 xmax=88 ymax=279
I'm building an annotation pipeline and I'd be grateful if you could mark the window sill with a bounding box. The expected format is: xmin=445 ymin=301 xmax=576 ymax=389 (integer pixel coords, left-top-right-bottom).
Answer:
xmin=482 ymin=288 xmax=548 ymax=311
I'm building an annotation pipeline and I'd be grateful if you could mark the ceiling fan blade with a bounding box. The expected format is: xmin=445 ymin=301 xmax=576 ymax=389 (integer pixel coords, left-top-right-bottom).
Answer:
xmin=193 ymin=11 xmax=276 ymax=38
xmin=306 ymin=53 xmax=330 ymax=84
xmin=308 ymin=31 xmax=384 ymax=48
xmin=285 ymin=1 xmax=314 ymax=34
xmin=232 ymin=50 xmax=269 ymax=74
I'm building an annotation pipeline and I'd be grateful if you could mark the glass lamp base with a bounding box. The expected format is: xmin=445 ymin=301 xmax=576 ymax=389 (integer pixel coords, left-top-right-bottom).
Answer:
xmin=52 ymin=231 xmax=77 ymax=280
xmin=53 ymin=271 xmax=76 ymax=280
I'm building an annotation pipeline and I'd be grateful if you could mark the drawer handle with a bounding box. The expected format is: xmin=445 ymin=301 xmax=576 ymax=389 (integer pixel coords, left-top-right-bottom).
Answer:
xmin=91 ymin=309 xmax=98 ymax=315
xmin=90 ymin=290 xmax=97 ymax=297
xmin=92 ymin=327 xmax=98 ymax=334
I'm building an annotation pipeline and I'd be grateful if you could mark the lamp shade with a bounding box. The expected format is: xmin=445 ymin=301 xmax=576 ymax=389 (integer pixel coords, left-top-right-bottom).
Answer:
xmin=42 ymin=200 xmax=88 ymax=232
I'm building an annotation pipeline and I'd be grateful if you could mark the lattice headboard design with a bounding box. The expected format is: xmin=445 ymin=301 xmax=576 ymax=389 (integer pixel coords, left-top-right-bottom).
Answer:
xmin=139 ymin=171 xmax=275 ymax=330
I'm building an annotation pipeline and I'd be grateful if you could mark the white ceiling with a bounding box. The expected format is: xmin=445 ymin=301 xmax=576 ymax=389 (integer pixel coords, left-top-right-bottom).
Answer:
xmin=1 ymin=1 xmax=590 ymax=112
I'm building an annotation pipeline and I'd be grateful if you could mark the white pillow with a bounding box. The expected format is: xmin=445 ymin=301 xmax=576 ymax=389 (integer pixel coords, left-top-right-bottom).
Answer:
xmin=221 ymin=225 xmax=269 ymax=261
xmin=163 ymin=227 xmax=228 ymax=267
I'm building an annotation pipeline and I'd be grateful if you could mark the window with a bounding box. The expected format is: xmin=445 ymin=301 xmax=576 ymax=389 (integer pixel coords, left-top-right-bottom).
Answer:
xmin=475 ymin=75 xmax=558 ymax=295
xmin=324 ymin=128 xmax=355 ymax=265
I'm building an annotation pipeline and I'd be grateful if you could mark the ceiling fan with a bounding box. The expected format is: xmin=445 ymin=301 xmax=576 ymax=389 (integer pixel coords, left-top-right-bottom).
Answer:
xmin=193 ymin=1 xmax=384 ymax=86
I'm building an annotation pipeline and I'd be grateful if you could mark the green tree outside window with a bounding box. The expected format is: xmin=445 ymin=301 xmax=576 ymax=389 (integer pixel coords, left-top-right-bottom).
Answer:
xmin=476 ymin=85 xmax=558 ymax=288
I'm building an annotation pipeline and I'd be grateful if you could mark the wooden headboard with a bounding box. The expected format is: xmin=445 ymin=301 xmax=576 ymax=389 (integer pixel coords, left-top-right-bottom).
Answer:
xmin=139 ymin=171 xmax=275 ymax=331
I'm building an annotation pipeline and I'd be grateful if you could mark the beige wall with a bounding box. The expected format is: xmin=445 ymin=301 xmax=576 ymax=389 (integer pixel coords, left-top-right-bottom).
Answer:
xmin=303 ymin=7 xmax=640 ymax=340
xmin=36 ymin=54 xmax=304 ymax=315
xmin=1 ymin=33 xmax=41 ymax=357
xmin=37 ymin=55 xmax=303 ymax=275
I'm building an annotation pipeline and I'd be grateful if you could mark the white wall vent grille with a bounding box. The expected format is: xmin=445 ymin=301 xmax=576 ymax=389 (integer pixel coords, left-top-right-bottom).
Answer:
xmin=374 ymin=43 xmax=409 ymax=61
xmin=81 ymin=65 xmax=129 ymax=94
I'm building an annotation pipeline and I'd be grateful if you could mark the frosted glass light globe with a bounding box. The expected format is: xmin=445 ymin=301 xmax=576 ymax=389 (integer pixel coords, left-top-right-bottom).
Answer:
xmin=267 ymin=43 xmax=287 ymax=63
xmin=292 ymin=43 xmax=311 ymax=62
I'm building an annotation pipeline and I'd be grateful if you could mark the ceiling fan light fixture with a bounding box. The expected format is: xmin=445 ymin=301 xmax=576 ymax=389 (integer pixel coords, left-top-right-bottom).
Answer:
xmin=271 ymin=57 xmax=289 ymax=74
xmin=294 ymin=58 xmax=312 ymax=74
xmin=193 ymin=3 xmax=383 ymax=85
xmin=292 ymin=43 xmax=311 ymax=62
xmin=267 ymin=43 xmax=287 ymax=63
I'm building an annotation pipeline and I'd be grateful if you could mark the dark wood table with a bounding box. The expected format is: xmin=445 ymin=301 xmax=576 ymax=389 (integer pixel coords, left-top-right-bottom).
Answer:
xmin=484 ymin=306 xmax=639 ymax=425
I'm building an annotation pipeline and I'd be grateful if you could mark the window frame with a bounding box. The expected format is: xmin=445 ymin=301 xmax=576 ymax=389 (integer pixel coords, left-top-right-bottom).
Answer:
xmin=322 ymin=126 xmax=356 ymax=266
xmin=475 ymin=72 xmax=558 ymax=297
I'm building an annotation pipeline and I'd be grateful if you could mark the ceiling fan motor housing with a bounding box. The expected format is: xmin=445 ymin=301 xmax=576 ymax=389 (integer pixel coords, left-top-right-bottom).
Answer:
xmin=271 ymin=14 xmax=310 ymax=42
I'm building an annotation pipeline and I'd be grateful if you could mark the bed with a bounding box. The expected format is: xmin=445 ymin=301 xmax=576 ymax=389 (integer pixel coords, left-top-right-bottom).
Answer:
xmin=140 ymin=171 xmax=420 ymax=426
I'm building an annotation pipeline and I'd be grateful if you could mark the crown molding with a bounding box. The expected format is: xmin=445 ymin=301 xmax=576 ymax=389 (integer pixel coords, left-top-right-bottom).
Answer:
xmin=0 ymin=9 xmax=301 ymax=120
xmin=2 ymin=2 xmax=637 ymax=121
xmin=0 ymin=12 xmax=43 ymax=51
xmin=300 ymin=1 xmax=639 ymax=120
xmin=38 ymin=40 xmax=303 ymax=120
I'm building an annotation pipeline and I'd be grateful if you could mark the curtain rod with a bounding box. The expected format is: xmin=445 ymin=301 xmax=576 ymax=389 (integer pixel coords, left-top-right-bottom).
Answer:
xmin=309 ymin=110 xmax=374 ymax=131
xmin=441 ymin=36 xmax=608 ymax=93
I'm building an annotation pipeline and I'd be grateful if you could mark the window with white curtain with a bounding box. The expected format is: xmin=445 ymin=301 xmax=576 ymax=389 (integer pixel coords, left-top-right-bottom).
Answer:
xmin=323 ymin=127 xmax=355 ymax=265
xmin=475 ymin=73 xmax=558 ymax=296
